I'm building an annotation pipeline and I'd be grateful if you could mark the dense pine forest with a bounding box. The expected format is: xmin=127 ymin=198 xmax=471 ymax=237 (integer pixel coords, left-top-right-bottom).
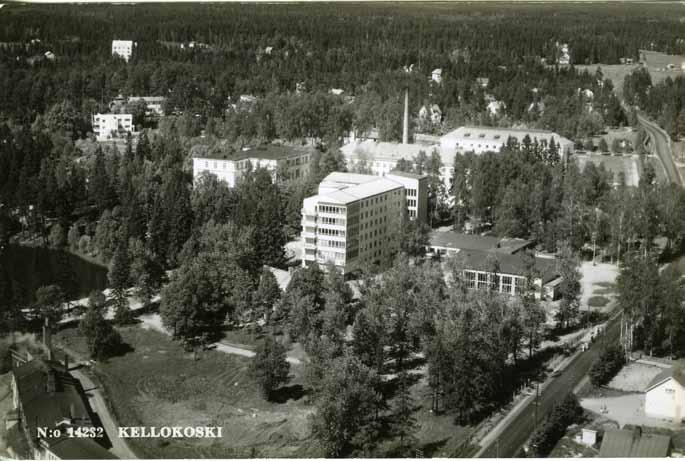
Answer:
xmin=0 ymin=4 xmax=685 ymax=457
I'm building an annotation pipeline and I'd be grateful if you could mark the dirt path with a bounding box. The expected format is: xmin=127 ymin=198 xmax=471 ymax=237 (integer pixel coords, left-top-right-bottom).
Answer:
xmin=71 ymin=368 xmax=138 ymax=459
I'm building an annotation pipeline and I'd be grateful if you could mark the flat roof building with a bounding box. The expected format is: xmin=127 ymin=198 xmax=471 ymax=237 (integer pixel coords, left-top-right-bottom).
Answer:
xmin=302 ymin=171 xmax=428 ymax=274
xmin=192 ymin=143 xmax=315 ymax=188
xmin=92 ymin=113 xmax=133 ymax=142
xmin=450 ymin=249 xmax=560 ymax=300
xmin=440 ymin=126 xmax=574 ymax=156
xmin=111 ymin=40 xmax=133 ymax=62
xmin=428 ymin=231 xmax=533 ymax=256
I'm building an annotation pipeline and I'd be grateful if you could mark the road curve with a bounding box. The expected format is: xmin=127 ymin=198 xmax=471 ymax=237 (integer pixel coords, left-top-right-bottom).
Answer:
xmin=477 ymin=314 xmax=622 ymax=458
xmin=637 ymin=113 xmax=684 ymax=187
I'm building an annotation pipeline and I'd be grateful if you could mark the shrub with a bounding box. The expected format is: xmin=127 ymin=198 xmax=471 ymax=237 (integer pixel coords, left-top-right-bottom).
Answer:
xmin=587 ymin=296 xmax=610 ymax=308
xmin=589 ymin=342 xmax=625 ymax=387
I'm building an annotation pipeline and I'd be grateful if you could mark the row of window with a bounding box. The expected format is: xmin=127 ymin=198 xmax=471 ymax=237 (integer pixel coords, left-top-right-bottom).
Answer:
xmin=407 ymin=199 xmax=417 ymax=208
xmin=463 ymin=271 xmax=525 ymax=295
xmin=320 ymin=216 xmax=345 ymax=226
xmin=319 ymin=205 xmax=344 ymax=214
xmin=319 ymin=239 xmax=346 ymax=249
xmin=407 ymin=188 xmax=417 ymax=197
xmin=318 ymin=228 xmax=345 ymax=237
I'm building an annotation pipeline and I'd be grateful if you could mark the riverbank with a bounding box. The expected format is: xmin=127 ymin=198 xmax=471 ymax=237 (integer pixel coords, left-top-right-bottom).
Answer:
xmin=9 ymin=232 xmax=109 ymax=270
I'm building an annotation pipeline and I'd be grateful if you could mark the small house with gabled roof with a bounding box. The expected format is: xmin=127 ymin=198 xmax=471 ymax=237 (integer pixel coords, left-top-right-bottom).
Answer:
xmin=645 ymin=361 xmax=685 ymax=422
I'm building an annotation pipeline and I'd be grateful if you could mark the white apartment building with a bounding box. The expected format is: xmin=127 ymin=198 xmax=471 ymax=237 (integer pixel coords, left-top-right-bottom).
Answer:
xmin=302 ymin=173 xmax=406 ymax=274
xmin=440 ymin=126 xmax=574 ymax=156
xmin=92 ymin=113 xmax=133 ymax=141
xmin=192 ymin=144 xmax=314 ymax=188
xmin=111 ymin=40 xmax=134 ymax=62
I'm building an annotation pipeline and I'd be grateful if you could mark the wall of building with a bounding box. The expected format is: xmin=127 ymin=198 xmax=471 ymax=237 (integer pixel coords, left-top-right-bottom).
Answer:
xmin=92 ymin=114 xmax=132 ymax=141
xmin=646 ymin=379 xmax=684 ymax=421
xmin=301 ymin=186 xmax=404 ymax=274
xmin=192 ymin=153 xmax=311 ymax=187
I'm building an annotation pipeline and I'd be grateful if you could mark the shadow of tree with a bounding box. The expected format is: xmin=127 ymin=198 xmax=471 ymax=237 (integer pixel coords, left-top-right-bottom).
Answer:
xmin=270 ymin=384 xmax=308 ymax=404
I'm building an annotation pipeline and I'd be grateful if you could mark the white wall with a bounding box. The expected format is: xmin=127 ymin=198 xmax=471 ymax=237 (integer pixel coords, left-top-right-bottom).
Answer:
xmin=646 ymin=378 xmax=685 ymax=421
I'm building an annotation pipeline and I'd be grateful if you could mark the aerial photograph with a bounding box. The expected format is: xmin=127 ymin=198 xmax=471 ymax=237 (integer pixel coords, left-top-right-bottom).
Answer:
xmin=0 ymin=0 xmax=684 ymax=459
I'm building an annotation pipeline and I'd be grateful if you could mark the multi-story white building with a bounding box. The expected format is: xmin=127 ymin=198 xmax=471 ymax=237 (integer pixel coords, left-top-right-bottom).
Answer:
xmin=192 ymin=144 xmax=314 ymax=188
xmin=302 ymin=173 xmax=406 ymax=274
xmin=92 ymin=113 xmax=133 ymax=141
xmin=341 ymin=141 xmax=454 ymax=191
xmin=384 ymin=171 xmax=428 ymax=223
xmin=440 ymin=126 xmax=574 ymax=156
xmin=111 ymin=40 xmax=134 ymax=62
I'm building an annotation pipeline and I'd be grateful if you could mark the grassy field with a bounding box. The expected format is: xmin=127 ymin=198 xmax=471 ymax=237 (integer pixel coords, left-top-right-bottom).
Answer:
xmin=54 ymin=324 xmax=477 ymax=458
xmin=54 ymin=327 xmax=317 ymax=458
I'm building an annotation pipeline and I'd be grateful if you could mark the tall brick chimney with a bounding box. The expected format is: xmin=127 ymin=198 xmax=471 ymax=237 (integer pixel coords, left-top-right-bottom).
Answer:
xmin=402 ymin=88 xmax=409 ymax=145
xmin=42 ymin=317 xmax=52 ymax=361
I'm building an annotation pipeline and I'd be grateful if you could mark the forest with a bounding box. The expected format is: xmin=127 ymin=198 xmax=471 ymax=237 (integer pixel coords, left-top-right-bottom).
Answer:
xmin=0 ymin=3 xmax=685 ymax=457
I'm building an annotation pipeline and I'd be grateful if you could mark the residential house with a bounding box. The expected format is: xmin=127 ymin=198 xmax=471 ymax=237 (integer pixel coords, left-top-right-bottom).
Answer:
xmin=10 ymin=353 xmax=116 ymax=460
xmin=431 ymin=68 xmax=442 ymax=84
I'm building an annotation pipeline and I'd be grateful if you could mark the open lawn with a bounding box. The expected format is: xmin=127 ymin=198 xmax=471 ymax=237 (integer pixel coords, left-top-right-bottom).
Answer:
xmin=54 ymin=326 xmax=317 ymax=458
xmin=574 ymin=153 xmax=639 ymax=187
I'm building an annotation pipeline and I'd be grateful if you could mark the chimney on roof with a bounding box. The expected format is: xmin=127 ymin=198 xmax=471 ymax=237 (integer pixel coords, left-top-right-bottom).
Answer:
xmin=402 ymin=88 xmax=409 ymax=145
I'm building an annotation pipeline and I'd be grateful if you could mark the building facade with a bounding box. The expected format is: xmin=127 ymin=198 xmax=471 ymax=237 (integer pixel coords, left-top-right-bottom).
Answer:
xmin=92 ymin=113 xmax=133 ymax=141
xmin=192 ymin=144 xmax=314 ymax=188
xmin=645 ymin=366 xmax=685 ymax=422
xmin=302 ymin=174 xmax=407 ymax=274
xmin=384 ymin=171 xmax=428 ymax=222
xmin=111 ymin=40 xmax=133 ymax=62
xmin=448 ymin=249 xmax=560 ymax=300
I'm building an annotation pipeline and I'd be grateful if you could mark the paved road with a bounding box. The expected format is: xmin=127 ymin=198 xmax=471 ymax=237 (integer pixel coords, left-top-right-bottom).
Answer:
xmin=71 ymin=368 xmax=138 ymax=459
xmin=637 ymin=113 xmax=684 ymax=187
xmin=477 ymin=314 xmax=621 ymax=458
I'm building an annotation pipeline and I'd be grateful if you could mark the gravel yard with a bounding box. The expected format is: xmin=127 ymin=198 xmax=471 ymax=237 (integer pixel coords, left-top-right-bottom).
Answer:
xmin=607 ymin=362 xmax=664 ymax=392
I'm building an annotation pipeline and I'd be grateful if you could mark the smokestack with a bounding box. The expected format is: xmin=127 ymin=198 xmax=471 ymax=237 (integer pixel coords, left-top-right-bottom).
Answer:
xmin=402 ymin=88 xmax=409 ymax=145
xmin=43 ymin=318 xmax=52 ymax=362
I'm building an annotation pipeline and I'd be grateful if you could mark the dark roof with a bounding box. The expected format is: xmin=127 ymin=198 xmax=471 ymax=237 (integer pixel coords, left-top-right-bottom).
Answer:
xmin=429 ymin=231 xmax=532 ymax=254
xmin=13 ymin=359 xmax=92 ymax=440
xmin=646 ymin=361 xmax=685 ymax=391
xmin=387 ymin=169 xmax=428 ymax=180
xmin=453 ymin=249 xmax=558 ymax=283
xmin=45 ymin=436 xmax=118 ymax=459
xmin=193 ymin=143 xmax=316 ymax=161
xmin=599 ymin=429 xmax=671 ymax=458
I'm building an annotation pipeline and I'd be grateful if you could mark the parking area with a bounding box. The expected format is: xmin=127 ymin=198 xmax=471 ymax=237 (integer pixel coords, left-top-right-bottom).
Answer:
xmin=581 ymin=394 xmax=682 ymax=430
